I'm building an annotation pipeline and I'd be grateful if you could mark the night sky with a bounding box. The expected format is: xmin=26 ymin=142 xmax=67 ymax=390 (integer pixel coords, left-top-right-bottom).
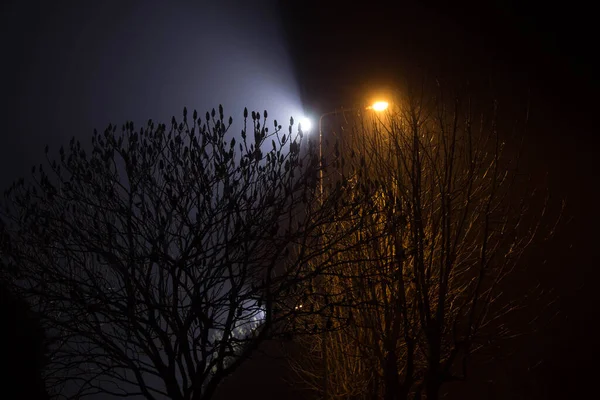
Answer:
xmin=0 ymin=0 xmax=307 ymax=190
xmin=1 ymin=1 xmax=596 ymax=399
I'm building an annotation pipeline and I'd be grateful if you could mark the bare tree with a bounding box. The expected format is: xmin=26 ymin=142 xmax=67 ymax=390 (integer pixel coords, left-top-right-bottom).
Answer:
xmin=290 ymin=83 xmax=558 ymax=400
xmin=0 ymin=106 xmax=365 ymax=400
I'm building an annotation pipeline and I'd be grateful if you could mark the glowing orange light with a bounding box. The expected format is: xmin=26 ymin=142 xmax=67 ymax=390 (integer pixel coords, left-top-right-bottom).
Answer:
xmin=371 ymin=101 xmax=389 ymax=112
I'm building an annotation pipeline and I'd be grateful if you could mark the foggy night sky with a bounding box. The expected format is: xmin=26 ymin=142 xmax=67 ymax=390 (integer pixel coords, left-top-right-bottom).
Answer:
xmin=0 ymin=0 xmax=307 ymax=190
xmin=0 ymin=1 xmax=597 ymax=399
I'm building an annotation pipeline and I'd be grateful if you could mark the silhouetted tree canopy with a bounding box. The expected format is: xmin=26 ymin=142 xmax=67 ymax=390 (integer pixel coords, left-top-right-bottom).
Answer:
xmin=289 ymin=85 xmax=558 ymax=400
xmin=0 ymin=106 xmax=367 ymax=400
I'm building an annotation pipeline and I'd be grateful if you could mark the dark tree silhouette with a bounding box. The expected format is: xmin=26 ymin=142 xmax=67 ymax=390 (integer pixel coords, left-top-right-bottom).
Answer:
xmin=289 ymin=84 xmax=559 ymax=400
xmin=0 ymin=106 xmax=365 ymax=400
xmin=0 ymin=279 xmax=50 ymax=399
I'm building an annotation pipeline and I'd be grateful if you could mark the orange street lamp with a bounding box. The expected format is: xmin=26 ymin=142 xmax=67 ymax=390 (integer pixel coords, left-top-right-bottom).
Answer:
xmin=318 ymin=101 xmax=389 ymax=197
xmin=367 ymin=101 xmax=389 ymax=112
xmin=315 ymin=100 xmax=388 ymax=400
xmin=312 ymin=101 xmax=389 ymax=398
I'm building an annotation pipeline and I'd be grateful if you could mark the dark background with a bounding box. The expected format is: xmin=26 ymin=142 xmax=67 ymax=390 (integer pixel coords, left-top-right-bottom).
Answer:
xmin=1 ymin=1 xmax=596 ymax=398
xmin=252 ymin=1 xmax=599 ymax=398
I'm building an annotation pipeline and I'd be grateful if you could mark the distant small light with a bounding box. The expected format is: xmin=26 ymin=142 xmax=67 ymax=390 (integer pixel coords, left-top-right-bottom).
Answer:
xmin=299 ymin=117 xmax=312 ymax=132
xmin=371 ymin=101 xmax=389 ymax=112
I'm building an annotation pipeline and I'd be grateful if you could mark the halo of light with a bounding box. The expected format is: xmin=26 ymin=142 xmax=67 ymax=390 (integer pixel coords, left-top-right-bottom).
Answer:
xmin=299 ymin=117 xmax=312 ymax=132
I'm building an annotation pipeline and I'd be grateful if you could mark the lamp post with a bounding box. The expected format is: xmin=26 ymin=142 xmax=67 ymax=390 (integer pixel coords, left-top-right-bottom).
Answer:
xmin=314 ymin=100 xmax=388 ymax=400
xmin=318 ymin=101 xmax=389 ymax=199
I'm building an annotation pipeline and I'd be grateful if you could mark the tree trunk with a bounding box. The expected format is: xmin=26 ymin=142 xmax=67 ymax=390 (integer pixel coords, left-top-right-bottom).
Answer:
xmin=424 ymin=321 xmax=442 ymax=400
xmin=383 ymin=350 xmax=403 ymax=400
xmin=369 ymin=370 xmax=380 ymax=400
xmin=425 ymin=379 xmax=441 ymax=400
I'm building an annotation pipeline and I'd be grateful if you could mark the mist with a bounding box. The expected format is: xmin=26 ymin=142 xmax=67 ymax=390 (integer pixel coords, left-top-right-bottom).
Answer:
xmin=0 ymin=0 xmax=305 ymax=189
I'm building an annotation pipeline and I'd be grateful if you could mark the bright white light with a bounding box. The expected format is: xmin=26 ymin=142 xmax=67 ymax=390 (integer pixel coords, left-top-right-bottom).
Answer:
xmin=299 ymin=117 xmax=312 ymax=132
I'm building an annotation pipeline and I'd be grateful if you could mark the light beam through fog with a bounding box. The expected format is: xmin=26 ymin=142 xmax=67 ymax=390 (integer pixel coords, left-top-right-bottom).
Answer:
xmin=0 ymin=1 xmax=308 ymax=398
xmin=0 ymin=0 xmax=308 ymax=189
